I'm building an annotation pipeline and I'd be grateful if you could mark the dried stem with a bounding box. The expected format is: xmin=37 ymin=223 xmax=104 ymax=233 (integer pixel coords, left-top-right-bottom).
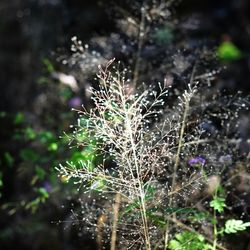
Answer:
xmin=97 ymin=214 xmax=107 ymax=250
xmin=132 ymin=6 xmax=146 ymax=90
xmin=111 ymin=193 xmax=121 ymax=250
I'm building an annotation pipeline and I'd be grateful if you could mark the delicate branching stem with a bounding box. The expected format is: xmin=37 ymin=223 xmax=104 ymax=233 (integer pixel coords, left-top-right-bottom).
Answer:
xmin=122 ymin=91 xmax=151 ymax=250
xmin=172 ymin=102 xmax=190 ymax=196
xmin=164 ymin=67 xmax=196 ymax=250
xmin=56 ymin=59 xmax=238 ymax=250
xmin=163 ymin=100 xmax=190 ymax=250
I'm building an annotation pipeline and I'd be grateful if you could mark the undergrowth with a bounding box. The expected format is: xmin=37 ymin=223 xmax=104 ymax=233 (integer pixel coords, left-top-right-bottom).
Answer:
xmin=57 ymin=57 xmax=250 ymax=249
xmin=56 ymin=1 xmax=250 ymax=249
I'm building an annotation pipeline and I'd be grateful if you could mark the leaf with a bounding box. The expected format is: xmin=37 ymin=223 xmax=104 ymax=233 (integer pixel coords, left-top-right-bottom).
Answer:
xmin=225 ymin=219 xmax=250 ymax=234
xmin=90 ymin=177 xmax=106 ymax=191
xmin=14 ymin=112 xmax=24 ymax=125
xmin=37 ymin=187 xmax=49 ymax=199
xmin=120 ymin=200 xmax=140 ymax=217
xmin=188 ymin=211 xmax=211 ymax=222
xmin=60 ymin=88 xmax=73 ymax=100
xmin=38 ymin=131 xmax=55 ymax=144
xmin=35 ymin=166 xmax=46 ymax=180
xmin=19 ymin=149 xmax=39 ymax=162
xmin=217 ymin=41 xmax=242 ymax=62
xmin=210 ymin=197 xmax=226 ymax=213
xmin=47 ymin=142 xmax=58 ymax=151
xmin=70 ymin=149 xmax=95 ymax=166
xmin=4 ymin=152 xmax=15 ymax=167
xmin=24 ymin=127 xmax=36 ymax=140
xmin=146 ymin=212 xmax=166 ymax=227
xmin=153 ymin=25 xmax=174 ymax=45
xmin=42 ymin=58 xmax=54 ymax=73
xmin=169 ymin=239 xmax=181 ymax=249
xmin=169 ymin=231 xmax=213 ymax=250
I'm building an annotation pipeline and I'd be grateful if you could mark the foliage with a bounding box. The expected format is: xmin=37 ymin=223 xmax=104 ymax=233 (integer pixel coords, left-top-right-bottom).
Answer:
xmin=210 ymin=197 xmax=226 ymax=213
xmin=169 ymin=231 xmax=213 ymax=250
xmin=224 ymin=219 xmax=250 ymax=234
xmin=217 ymin=41 xmax=242 ymax=62
xmin=57 ymin=57 xmax=250 ymax=249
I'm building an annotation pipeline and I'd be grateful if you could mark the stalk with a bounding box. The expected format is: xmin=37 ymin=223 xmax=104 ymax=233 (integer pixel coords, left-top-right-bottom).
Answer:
xmin=111 ymin=193 xmax=121 ymax=250
xmin=213 ymin=208 xmax=218 ymax=250
xmin=163 ymin=100 xmax=190 ymax=250
xmin=126 ymin=109 xmax=151 ymax=250
xmin=164 ymin=66 xmax=196 ymax=249
xmin=121 ymin=85 xmax=151 ymax=250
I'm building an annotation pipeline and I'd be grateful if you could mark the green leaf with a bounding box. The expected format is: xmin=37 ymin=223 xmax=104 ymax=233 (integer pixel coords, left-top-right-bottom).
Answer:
xmin=14 ymin=112 xmax=24 ymax=125
xmin=210 ymin=197 xmax=226 ymax=213
xmin=47 ymin=142 xmax=58 ymax=151
xmin=188 ymin=211 xmax=211 ymax=222
xmin=38 ymin=131 xmax=55 ymax=144
xmin=59 ymin=88 xmax=73 ymax=100
xmin=37 ymin=76 xmax=50 ymax=85
xmin=37 ymin=187 xmax=49 ymax=199
xmin=42 ymin=58 xmax=54 ymax=73
xmin=145 ymin=211 xmax=166 ymax=227
xmin=35 ymin=166 xmax=46 ymax=180
xmin=90 ymin=177 xmax=106 ymax=191
xmin=153 ymin=25 xmax=174 ymax=45
xmin=225 ymin=219 xmax=250 ymax=234
xmin=217 ymin=41 xmax=242 ymax=62
xmin=169 ymin=231 xmax=213 ymax=250
xmin=24 ymin=127 xmax=36 ymax=140
xmin=70 ymin=150 xmax=95 ymax=165
xmin=120 ymin=200 xmax=140 ymax=217
xmin=3 ymin=152 xmax=15 ymax=167
xmin=169 ymin=239 xmax=181 ymax=249
xmin=19 ymin=148 xmax=39 ymax=162
xmin=25 ymin=198 xmax=41 ymax=213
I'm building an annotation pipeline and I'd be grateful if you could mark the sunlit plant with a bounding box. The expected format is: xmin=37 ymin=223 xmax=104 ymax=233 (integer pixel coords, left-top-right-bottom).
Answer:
xmin=56 ymin=53 xmax=250 ymax=250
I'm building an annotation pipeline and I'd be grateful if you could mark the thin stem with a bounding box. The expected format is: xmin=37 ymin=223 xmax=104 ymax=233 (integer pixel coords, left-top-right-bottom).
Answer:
xmin=132 ymin=6 xmax=146 ymax=90
xmin=212 ymin=188 xmax=219 ymax=250
xmin=121 ymin=86 xmax=151 ymax=250
xmin=164 ymin=66 xmax=196 ymax=249
xmin=111 ymin=193 xmax=121 ymax=250
xmin=163 ymin=100 xmax=190 ymax=250
xmin=96 ymin=214 xmax=107 ymax=250
xmin=126 ymin=110 xmax=151 ymax=250
xmin=213 ymin=208 xmax=218 ymax=250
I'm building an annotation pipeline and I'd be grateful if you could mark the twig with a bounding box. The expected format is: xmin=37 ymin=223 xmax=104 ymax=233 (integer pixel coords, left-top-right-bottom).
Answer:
xmin=97 ymin=214 xmax=107 ymax=250
xmin=111 ymin=193 xmax=121 ymax=250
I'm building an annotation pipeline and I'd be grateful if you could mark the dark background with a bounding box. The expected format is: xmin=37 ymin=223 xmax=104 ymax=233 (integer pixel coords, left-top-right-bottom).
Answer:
xmin=1 ymin=0 xmax=250 ymax=112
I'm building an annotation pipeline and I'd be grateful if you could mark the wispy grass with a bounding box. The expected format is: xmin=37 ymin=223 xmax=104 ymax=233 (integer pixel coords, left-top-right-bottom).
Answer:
xmin=57 ymin=58 xmax=249 ymax=249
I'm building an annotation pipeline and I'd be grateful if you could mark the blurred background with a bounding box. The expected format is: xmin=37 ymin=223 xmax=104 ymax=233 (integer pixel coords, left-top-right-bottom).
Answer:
xmin=0 ymin=0 xmax=250 ymax=249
